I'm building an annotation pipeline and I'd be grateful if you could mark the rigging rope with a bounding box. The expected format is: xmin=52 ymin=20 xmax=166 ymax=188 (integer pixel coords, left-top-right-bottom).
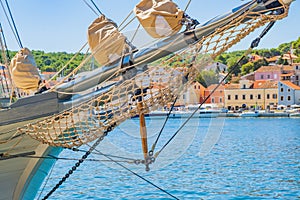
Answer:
xmin=184 ymin=0 xmax=192 ymax=12
xmin=89 ymin=0 xmax=102 ymax=15
xmin=0 ymin=1 xmax=20 ymax=49
xmin=91 ymin=147 xmax=179 ymax=200
xmin=3 ymin=0 xmax=23 ymax=48
xmin=154 ymin=20 xmax=278 ymax=159
xmin=82 ymin=0 xmax=99 ymax=16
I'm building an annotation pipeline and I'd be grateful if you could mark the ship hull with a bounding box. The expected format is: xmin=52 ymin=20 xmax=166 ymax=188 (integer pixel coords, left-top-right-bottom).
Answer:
xmin=0 ymin=119 xmax=62 ymax=200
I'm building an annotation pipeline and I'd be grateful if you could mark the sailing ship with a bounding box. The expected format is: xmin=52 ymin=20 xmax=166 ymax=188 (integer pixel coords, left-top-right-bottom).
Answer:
xmin=0 ymin=0 xmax=294 ymax=199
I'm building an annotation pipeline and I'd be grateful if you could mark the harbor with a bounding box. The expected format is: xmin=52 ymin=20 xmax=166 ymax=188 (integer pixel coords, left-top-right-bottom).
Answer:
xmin=37 ymin=117 xmax=300 ymax=199
xmin=0 ymin=0 xmax=298 ymax=199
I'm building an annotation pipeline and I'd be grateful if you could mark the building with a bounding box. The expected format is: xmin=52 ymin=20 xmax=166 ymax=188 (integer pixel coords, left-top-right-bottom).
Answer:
xmin=224 ymin=79 xmax=278 ymax=110
xmin=254 ymin=65 xmax=294 ymax=81
xmin=278 ymin=80 xmax=300 ymax=106
xmin=177 ymin=81 xmax=206 ymax=106
xmin=204 ymin=84 xmax=225 ymax=108
xmin=292 ymin=63 xmax=300 ymax=86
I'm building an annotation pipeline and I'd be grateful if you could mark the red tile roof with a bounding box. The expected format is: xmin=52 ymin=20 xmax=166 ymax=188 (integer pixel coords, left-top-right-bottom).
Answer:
xmin=255 ymin=66 xmax=282 ymax=73
xmin=253 ymin=80 xmax=278 ymax=89
xmin=281 ymin=81 xmax=300 ymax=90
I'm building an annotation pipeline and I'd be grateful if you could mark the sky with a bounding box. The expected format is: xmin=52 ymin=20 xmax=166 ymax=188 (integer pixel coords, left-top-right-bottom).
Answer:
xmin=0 ymin=0 xmax=299 ymax=53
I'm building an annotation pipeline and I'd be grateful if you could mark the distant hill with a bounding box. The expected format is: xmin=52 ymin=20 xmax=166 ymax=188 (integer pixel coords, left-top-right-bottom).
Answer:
xmin=1 ymin=37 xmax=299 ymax=75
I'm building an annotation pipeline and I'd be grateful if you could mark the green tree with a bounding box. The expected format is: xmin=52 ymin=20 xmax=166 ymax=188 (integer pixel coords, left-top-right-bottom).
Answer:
xmin=196 ymin=70 xmax=219 ymax=87
xmin=241 ymin=62 xmax=254 ymax=75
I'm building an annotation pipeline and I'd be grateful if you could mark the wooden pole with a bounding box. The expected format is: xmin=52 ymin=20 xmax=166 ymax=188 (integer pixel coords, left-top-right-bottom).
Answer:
xmin=137 ymin=101 xmax=149 ymax=170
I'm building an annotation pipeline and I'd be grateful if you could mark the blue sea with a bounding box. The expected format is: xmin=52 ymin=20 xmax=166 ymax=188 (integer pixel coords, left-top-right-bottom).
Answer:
xmin=36 ymin=117 xmax=300 ymax=200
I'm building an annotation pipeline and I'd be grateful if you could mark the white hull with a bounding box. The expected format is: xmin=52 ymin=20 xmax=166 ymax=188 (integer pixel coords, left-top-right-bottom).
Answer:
xmin=0 ymin=119 xmax=62 ymax=200
xmin=239 ymin=111 xmax=259 ymax=117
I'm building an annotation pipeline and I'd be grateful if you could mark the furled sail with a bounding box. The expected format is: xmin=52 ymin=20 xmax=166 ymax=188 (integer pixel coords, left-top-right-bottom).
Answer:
xmin=9 ymin=48 xmax=41 ymax=91
xmin=134 ymin=0 xmax=184 ymax=38
xmin=88 ymin=14 xmax=132 ymax=66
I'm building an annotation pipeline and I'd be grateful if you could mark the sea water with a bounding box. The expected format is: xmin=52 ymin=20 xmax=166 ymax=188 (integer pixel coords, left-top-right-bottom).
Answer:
xmin=36 ymin=117 xmax=300 ymax=199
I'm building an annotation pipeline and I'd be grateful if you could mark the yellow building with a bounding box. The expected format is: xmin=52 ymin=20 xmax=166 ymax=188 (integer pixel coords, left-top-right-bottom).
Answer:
xmin=224 ymin=80 xmax=278 ymax=110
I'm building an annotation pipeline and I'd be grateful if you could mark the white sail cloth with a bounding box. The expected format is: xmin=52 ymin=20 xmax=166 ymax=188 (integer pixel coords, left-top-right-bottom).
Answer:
xmin=134 ymin=0 xmax=184 ymax=38
xmin=88 ymin=15 xmax=132 ymax=66
xmin=9 ymin=48 xmax=40 ymax=91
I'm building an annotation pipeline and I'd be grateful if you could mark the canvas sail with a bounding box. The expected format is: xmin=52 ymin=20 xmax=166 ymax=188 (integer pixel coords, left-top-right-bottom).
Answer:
xmin=88 ymin=14 xmax=132 ymax=66
xmin=9 ymin=48 xmax=40 ymax=91
xmin=134 ymin=0 xmax=184 ymax=38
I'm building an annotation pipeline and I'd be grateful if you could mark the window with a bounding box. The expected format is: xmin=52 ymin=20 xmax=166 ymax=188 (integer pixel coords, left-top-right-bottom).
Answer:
xmin=280 ymin=96 xmax=284 ymax=101
xmin=212 ymin=98 xmax=215 ymax=103
xmin=280 ymin=88 xmax=284 ymax=92
xmin=243 ymin=84 xmax=246 ymax=89
xmin=258 ymin=94 xmax=261 ymax=99
xmin=250 ymin=94 xmax=253 ymax=100
xmin=260 ymin=75 xmax=264 ymax=79
xmin=273 ymin=94 xmax=277 ymax=99
xmin=267 ymin=94 xmax=270 ymax=99
xmin=288 ymin=96 xmax=291 ymax=101
xmin=242 ymin=95 xmax=246 ymax=100
xmin=220 ymin=98 xmax=222 ymax=103
xmin=228 ymin=95 xmax=231 ymax=100
xmin=296 ymin=65 xmax=299 ymax=70
xmin=287 ymin=89 xmax=291 ymax=92
xmin=194 ymin=85 xmax=197 ymax=89
xmin=183 ymin=94 xmax=186 ymax=100
xmin=235 ymin=95 xmax=238 ymax=100
xmin=267 ymin=75 xmax=270 ymax=79
xmin=274 ymin=74 xmax=278 ymax=79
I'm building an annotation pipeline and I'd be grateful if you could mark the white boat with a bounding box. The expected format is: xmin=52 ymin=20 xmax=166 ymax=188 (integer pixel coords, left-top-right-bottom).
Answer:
xmin=239 ymin=110 xmax=260 ymax=117
xmin=199 ymin=109 xmax=223 ymax=118
xmin=148 ymin=110 xmax=195 ymax=118
xmin=289 ymin=109 xmax=300 ymax=117
xmin=0 ymin=0 xmax=293 ymax=199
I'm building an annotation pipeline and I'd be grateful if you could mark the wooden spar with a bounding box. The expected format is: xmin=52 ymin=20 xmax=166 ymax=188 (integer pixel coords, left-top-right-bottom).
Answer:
xmin=137 ymin=101 xmax=149 ymax=170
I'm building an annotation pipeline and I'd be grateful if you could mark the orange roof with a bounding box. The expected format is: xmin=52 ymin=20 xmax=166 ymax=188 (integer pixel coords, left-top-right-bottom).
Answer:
xmin=282 ymin=53 xmax=298 ymax=60
xmin=250 ymin=54 xmax=263 ymax=61
xmin=255 ymin=65 xmax=282 ymax=73
xmin=224 ymin=83 xmax=240 ymax=89
xmin=206 ymin=84 xmax=224 ymax=91
xmin=267 ymin=56 xmax=280 ymax=62
xmin=281 ymin=81 xmax=300 ymax=90
xmin=282 ymin=65 xmax=294 ymax=71
xmin=253 ymin=80 xmax=278 ymax=89
xmin=280 ymin=73 xmax=293 ymax=77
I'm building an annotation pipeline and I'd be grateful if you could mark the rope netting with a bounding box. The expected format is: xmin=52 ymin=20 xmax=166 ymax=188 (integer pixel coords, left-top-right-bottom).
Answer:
xmin=16 ymin=2 xmax=289 ymax=148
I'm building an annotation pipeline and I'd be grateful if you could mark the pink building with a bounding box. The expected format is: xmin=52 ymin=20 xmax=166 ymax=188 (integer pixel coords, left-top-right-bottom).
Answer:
xmin=254 ymin=65 xmax=294 ymax=81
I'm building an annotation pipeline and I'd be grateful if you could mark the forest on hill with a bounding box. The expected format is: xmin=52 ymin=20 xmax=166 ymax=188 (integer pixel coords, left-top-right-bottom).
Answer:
xmin=1 ymin=37 xmax=299 ymax=84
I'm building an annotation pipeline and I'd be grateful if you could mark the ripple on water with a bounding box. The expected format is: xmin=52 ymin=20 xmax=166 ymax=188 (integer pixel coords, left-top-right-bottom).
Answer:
xmin=36 ymin=118 xmax=300 ymax=199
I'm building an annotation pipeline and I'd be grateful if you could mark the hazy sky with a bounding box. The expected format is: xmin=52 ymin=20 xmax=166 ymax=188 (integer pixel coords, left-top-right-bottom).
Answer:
xmin=1 ymin=0 xmax=299 ymax=52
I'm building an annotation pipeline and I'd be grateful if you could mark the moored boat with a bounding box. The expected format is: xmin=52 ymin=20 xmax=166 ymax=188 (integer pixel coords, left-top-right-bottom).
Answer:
xmin=0 ymin=0 xmax=294 ymax=199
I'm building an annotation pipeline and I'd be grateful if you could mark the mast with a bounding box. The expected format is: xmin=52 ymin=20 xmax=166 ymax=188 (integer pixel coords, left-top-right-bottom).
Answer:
xmin=55 ymin=0 xmax=288 ymax=99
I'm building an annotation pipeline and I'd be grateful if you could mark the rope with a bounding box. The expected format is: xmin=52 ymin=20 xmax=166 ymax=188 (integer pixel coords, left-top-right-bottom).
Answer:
xmin=0 ymin=24 xmax=10 ymax=94
xmin=4 ymin=0 xmax=23 ymax=48
xmin=17 ymin=0 xmax=289 ymax=149
xmin=89 ymin=0 xmax=102 ymax=15
xmin=149 ymin=96 xmax=178 ymax=155
xmin=118 ymin=10 xmax=134 ymax=30
xmin=0 ymin=1 xmax=20 ymax=48
xmin=82 ymin=0 xmax=99 ymax=16
xmin=184 ymin=0 xmax=192 ymax=12
xmin=41 ymin=42 xmax=88 ymax=91
xmin=91 ymin=147 xmax=179 ymax=200
xmin=130 ymin=24 xmax=140 ymax=43
xmin=154 ymin=21 xmax=277 ymax=159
